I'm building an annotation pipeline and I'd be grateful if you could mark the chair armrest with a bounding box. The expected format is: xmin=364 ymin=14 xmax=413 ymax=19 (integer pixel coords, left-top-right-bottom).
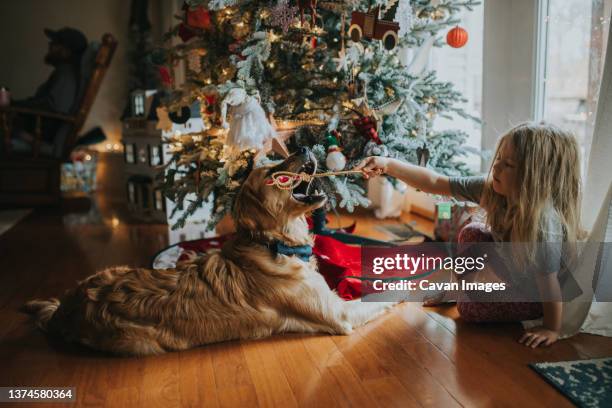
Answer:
xmin=0 ymin=106 xmax=77 ymax=122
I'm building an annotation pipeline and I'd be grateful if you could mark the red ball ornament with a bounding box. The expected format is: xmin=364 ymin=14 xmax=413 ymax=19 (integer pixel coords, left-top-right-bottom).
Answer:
xmin=446 ymin=26 xmax=468 ymax=48
xmin=186 ymin=6 xmax=212 ymax=30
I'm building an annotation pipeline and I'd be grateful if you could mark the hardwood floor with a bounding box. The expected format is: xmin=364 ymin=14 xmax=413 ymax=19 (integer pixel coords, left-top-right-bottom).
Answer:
xmin=0 ymin=152 xmax=610 ymax=407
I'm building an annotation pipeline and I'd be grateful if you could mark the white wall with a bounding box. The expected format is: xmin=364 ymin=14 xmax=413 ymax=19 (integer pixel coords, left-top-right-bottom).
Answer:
xmin=0 ymin=0 xmax=166 ymax=148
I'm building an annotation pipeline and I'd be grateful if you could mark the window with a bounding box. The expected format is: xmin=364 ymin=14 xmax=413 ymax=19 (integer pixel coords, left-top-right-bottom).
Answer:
xmin=131 ymin=91 xmax=146 ymax=117
xmin=537 ymin=0 xmax=611 ymax=165
xmin=149 ymin=144 xmax=163 ymax=166
xmin=127 ymin=181 xmax=137 ymax=204
xmin=430 ymin=2 xmax=484 ymax=173
xmin=141 ymin=184 xmax=150 ymax=209
xmin=124 ymin=143 xmax=136 ymax=164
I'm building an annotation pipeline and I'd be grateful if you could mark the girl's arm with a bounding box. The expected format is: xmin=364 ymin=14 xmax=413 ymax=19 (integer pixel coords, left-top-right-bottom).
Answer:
xmin=519 ymin=273 xmax=563 ymax=348
xmin=354 ymin=157 xmax=452 ymax=195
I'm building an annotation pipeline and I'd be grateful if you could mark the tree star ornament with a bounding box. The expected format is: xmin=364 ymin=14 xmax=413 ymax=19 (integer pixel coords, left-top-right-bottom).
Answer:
xmin=270 ymin=0 xmax=298 ymax=34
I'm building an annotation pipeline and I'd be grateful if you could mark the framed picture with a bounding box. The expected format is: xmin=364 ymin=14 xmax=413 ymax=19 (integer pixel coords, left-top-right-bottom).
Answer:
xmin=149 ymin=144 xmax=163 ymax=166
xmin=124 ymin=143 xmax=136 ymax=164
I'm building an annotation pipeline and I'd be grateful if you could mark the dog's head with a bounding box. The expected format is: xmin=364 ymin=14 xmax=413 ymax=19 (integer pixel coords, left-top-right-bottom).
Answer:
xmin=233 ymin=147 xmax=327 ymax=232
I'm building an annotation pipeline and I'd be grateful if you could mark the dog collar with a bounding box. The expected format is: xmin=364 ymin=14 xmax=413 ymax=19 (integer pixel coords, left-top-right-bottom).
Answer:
xmin=270 ymin=240 xmax=313 ymax=262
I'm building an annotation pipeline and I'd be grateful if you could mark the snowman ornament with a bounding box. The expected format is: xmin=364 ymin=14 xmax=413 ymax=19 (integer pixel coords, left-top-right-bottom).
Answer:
xmin=325 ymin=130 xmax=347 ymax=171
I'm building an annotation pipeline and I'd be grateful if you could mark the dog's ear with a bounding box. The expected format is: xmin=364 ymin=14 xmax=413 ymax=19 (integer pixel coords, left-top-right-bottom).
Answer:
xmin=232 ymin=183 xmax=276 ymax=231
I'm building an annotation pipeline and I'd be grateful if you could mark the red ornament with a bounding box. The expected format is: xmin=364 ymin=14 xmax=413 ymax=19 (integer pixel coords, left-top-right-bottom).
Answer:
xmin=447 ymin=26 xmax=468 ymax=48
xmin=186 ymin=6 xmax=212 ymax=30
xmin=178 ymin=23 xmax=196 ymax=42
xmin=353 ymin=115 xmax=382 ymax=145
xmin=158 ymin=66 xmax=172 ymax=86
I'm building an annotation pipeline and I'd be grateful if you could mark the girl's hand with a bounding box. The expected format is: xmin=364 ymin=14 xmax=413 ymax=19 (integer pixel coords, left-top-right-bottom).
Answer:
xmin=354 ymin=156 xmax=389 ymax=179
xmin=519 ymin=326 xmax=559 ymax=348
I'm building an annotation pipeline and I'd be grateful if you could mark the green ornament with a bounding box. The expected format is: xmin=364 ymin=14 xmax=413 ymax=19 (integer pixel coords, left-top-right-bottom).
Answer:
xmin=325 ymin=132 xmax=339 ymax=147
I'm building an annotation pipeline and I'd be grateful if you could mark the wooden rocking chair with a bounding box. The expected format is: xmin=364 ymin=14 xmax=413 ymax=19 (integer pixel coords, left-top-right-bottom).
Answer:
xmin=0 ymin=33 xmax=117 ymax=206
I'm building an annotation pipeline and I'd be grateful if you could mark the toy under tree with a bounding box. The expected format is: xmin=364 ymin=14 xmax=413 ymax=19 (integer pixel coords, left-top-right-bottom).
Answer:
xmin=157 ymin=0 xmax=480 ymax=232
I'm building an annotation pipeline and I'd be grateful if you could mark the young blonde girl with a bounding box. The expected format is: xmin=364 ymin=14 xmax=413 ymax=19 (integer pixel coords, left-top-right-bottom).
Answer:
xmin=355 ymin=122 xmax=583 ymax=348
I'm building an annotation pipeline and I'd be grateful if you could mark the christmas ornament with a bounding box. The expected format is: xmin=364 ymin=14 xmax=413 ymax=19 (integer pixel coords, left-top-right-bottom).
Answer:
xmin=220 ymin=88 xmax=276 ymax=153
xmin=186 ymin=5 xmax=212 ymax=30
xmin=325 ymin=131 xmax=347 ymax=171
xmin=353 ymin=115 xmax=382 ymax=145
xmin=447 ymin=26 xmax=468 ymax=48
xmin=297 ymin=0 xmax=318 ymax=28
xmin=348 ymin=6 xmax=399 ymax=51
xmin=159 ymin=66 xmax=173 ymax=86
xmin=169 ymin=106 xmax=192 ymax=124
xmin=156 ymin=107 xmax=173 ymax=131
xmin=416 ymin=144 xmax=430 ymax=167
xmin=270 ymin=0 xmax=298 ymax=33
xmin=178 ymin=23 xmax=196 ymax=42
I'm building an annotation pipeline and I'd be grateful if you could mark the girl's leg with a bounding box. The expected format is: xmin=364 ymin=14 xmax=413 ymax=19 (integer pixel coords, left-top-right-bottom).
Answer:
xmin=455 ymin=223 xmax=543 ymax=322
xmin=424 ymin=223 xmax=493 ymax=306
xmin=457 ymin=222 xmax=494 ymax=243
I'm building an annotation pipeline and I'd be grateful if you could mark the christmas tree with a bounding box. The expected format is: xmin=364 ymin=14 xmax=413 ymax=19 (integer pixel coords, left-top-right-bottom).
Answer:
xmin=157 ymin=0 xmax=480 ymax=230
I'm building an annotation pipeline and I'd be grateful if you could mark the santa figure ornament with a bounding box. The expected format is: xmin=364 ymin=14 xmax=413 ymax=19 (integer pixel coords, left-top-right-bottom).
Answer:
xmin=220 ymin=88 xmax=289 ymax=157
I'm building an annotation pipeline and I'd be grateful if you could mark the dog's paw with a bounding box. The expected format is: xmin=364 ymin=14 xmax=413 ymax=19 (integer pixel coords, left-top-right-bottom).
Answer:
xmin=332 ymin=320 xmax=353 ymax=335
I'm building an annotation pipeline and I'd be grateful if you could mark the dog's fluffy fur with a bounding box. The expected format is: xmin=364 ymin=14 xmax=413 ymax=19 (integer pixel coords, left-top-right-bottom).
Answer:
xmin=21 ymin=151 xmax=397 ymax=356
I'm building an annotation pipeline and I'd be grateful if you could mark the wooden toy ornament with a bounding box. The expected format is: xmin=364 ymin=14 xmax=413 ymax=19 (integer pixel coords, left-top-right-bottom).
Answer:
xmin=348 ymin=5 xmax=399 ymax=50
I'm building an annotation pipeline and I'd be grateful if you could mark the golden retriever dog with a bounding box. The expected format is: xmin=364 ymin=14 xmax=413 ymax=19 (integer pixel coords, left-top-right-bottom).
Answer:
xmin=21 ymin=147 xmax=397 ymax=356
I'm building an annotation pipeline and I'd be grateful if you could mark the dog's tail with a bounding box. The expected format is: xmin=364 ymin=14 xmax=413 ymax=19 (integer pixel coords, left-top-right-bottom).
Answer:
xmin=20 ymin=298 xmax=61 ymax=332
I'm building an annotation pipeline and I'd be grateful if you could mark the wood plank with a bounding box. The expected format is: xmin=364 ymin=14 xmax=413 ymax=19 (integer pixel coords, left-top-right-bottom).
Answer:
xmin=241 ymin=338 xmax=298 ymax=408
xmin=272 ymin=335 xmax=339 ymax=408
xmin=210 ymin=342 xmax=260 ymax=408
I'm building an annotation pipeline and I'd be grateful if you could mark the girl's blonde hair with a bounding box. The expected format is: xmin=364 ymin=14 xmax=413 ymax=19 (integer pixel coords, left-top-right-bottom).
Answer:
xmin=480 ymin=122 xmax=583 ymax=254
